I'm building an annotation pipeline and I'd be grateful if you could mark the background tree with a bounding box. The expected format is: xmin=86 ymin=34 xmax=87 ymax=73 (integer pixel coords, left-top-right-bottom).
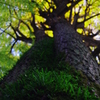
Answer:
xmin=0 ymin=0 xmax=100 ymax=83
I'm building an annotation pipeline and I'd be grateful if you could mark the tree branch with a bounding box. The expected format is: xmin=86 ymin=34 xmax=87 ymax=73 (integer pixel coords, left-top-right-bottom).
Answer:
xmin=17 ymin=37 xmax=33 ymax=43
xmin=10 ymin=40 xmax=17 ymax=53
xmin=54 ymin=0 xmax=68 ymax=16
xmin=20 ymin=20 xmax=32 ymax=32
xmin=10 ymin=23 xmax=18 ymax=38
xmin=57 ymin=0 xmax=82 ymax=16
xmin=78 ymin=13 xmax=100 ymax=24
xmin=92 ymin=46 xmax=100 ymax=57
xmin=31 ymin=14 xmax=38 ymax=32
xmin=0 ymin=25 xmax=10 ymax=35
xmin=5 ymin=32 xmax=16 ymax=39
xmin=88 ymin=30 xmax=100 ymax=38
xmin=69 ymin=0 xmax=73 ymax=23
xmin=81 ymin=35 xmax=100 ymax=46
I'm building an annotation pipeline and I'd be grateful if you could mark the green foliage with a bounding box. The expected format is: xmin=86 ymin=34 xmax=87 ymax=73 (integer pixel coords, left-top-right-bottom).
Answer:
xmin=0 ymin=38 xmax=98 ymax=100
xmin=0 ymin=67 xmax=97 ymax=100
xmin=0 ymin=1 xmax=100 ymax=99
xmin=0 ymin=41 xmax=31 ymax=79
xmin=0 ymin=0 xmax=100 ymax=78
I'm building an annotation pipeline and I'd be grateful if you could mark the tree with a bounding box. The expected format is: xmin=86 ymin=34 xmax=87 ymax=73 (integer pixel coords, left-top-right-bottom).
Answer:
xmin=0 ymin=0 xmax=100 ymax=84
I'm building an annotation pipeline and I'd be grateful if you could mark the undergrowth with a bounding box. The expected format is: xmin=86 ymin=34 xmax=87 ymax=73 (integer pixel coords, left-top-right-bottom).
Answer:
xmin=0 ymin=38 xmax=99 ymax=100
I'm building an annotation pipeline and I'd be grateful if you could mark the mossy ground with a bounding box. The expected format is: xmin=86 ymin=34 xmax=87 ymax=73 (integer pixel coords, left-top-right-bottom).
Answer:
xmin=0 ymin=38 xmax=99 ymax=100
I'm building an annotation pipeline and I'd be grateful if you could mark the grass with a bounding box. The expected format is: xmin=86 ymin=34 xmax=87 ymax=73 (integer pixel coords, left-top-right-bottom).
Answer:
xmin=0 ymin=66 xmax=97 ymax=100
xmin=0 ymin=38 xmax=99 ymax=100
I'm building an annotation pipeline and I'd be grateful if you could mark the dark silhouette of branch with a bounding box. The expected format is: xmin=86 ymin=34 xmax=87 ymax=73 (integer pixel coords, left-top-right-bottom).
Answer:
xmin=54 ymin=0 xmax=68 ymax=16
xmin=0 ymin=25 xmax=10 ymax=35
xmin=78 ymin=13 xmax=100 ymax=24
xmin=0 ymin=24 xmax=16 ymax=40
xmin=5 ymin=32 xmax=16 ymax=39
xmin=14 ymin=9 xmax=18 ymax=18
xmin=17 ymin=29 xmax=27 ymax=38
xmin=81 ymin=35 xmax=100 ymax=46
xmin=53 ymin=0 xmax=59 ymax=7
xmin=10 ymin=23 xmax=18 ymax=38
xmin=73 ymin=6 xmax=82 ymax=30
xmin=31 ymin=14 xmax=38 ymax=32
xmin=92 ymin=46 xmax=100 ymax=57
xmin=88 ymin=30 xmax=100 ymax=38
xmin=76 ymin=13 xmax=100 ymax=29
xmin=10 ymin=40 xmax=17 ymax=53
xmin=57 ymin=0 xmax=82 ymax=16
xmin=69 ymin=0 xmax=73 ymax=23
xmin=10 ymin=22 xmax=33 ymax=45
xmin=84 ymin=3 xmax=91 ymax=20
xmin=10 ymin=22 xmax=30 ymax=40
xmin=17 ymin=37 xmax=33 ymax=43
xmin=40 ymin=22 xmax=52 ymax=30
xmin=13 ymin=9 xmax=33 ymax=34
xmin=20 ymin=20 xmax=32 ymax=32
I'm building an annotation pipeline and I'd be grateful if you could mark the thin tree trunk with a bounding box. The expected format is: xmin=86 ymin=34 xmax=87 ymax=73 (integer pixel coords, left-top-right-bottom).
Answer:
xmin=54 ymin=18 xmax=100 ymax=84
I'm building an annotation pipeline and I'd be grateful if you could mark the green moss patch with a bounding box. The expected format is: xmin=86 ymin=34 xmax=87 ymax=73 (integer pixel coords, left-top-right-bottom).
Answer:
xmin=0 ymin=38 xmax=99 ymax=100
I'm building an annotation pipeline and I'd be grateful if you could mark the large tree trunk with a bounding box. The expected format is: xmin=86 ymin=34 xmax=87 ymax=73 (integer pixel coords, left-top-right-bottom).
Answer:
xmin=54 ymin=18 xmax=100 ymax=84
xmin=0 ymin=18 xmax=100 ymax=86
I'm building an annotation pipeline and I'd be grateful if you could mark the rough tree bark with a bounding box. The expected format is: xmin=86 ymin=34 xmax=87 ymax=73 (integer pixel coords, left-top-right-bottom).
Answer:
xmin=54 ymin=18 xmax=100 ymax=84
xmin=0 ymin=18 xmax=100 ymax=86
